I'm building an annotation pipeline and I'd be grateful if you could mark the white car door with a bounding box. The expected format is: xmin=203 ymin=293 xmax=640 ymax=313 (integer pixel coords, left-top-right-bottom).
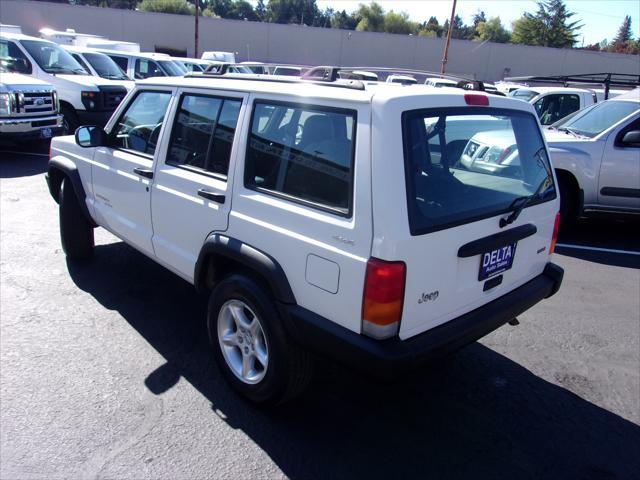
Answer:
xmin=92 ymin=88 xmax=174 ymax=256
xmin=150 ymin=89 xmax=246 ymax=281
xmin=598 ymin=115 xmax=640 ymax=210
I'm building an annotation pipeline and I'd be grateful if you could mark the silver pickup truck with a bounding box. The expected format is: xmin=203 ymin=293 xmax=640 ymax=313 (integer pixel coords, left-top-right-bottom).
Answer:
xmin=0 ymin=71 xmax=63 ymax=142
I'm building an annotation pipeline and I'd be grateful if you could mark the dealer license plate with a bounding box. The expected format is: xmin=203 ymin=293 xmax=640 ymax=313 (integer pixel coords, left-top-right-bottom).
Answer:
xmin=478 ymin=243 xmax=517 ymax=281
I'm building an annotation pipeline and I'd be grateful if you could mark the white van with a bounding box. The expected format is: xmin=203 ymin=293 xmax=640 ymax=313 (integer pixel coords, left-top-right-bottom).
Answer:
xmin=508 ymin=87 xmax=597 ymax=125
xmin=1 ymin=31 xmax=131 ymax=133
xmin=96 ymin=50 xmax=186 ymax=80
xmin=63 ymin=46 xmax=134 ymax=86
xmin=201 ymin=51 xmax=236 ymax=63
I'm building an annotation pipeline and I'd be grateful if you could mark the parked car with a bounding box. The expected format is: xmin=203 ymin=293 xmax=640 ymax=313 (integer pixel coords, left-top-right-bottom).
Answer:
xmin=46 ymin=71 xmax=563 ymax=404
xmin=172 ymin=57 xmax=211 ymax=73
xmin=424 ymin=77 xmax=457 ymax=88
xmin=341 ymin=70 xmax=379 ymax=81
xmin=508 ymin=87 xmax=598 ymax=125
xmin=96 ymin=49 xmax=186 ymax=80
xmin=272 ymin=65 xmax=303 ymax=77
xmin=0 ymin=70 xmax=62 ymax=142
xmin=544 ymin=90 xmax=640 ymax=221
xmin=0 ymin=31 xmax=131 ymax=133
xmin=386 ymin=74 xmax=417 ymax=85
xmin=240 ymin=62 xmax=268 ymax=75
xmin=63 ymin=46 xmax=134 ymax=85
xmin=201 ymin=51 xmax=236 ymax=63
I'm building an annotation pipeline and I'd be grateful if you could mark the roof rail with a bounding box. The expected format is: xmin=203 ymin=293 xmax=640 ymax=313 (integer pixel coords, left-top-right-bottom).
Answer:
xmin=504 ymin=73 xmax=640 ymax=99
xmin=188 ymin=62 xmax=492 ymax=92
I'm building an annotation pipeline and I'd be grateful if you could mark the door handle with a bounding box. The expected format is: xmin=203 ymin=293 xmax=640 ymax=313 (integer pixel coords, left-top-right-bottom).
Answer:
xmin=133 ymin=167 xmax=154 ymax=179
xmin=197 ymin=189 xmax=225 ymax=204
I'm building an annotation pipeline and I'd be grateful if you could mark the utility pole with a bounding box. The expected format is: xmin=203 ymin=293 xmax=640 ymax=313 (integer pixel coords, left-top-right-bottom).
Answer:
xmin=194 ymin=0 xmax=199 ymax=58
xmin=440 ymin=0 xmax=457 ymax=75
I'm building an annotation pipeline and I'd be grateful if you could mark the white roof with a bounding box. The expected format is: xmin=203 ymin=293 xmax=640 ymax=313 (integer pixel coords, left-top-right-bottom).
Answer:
xmin=513 ymin=86 xmax=594 ymax=95
xmin=95 ymin=49 xmax=171 ymax=60
xmin=425 ymin=77 xmax=457 ymax=84
xmin=136 ymin=75 xmax=536 ymax=114
xmin=611 ymin=88 xmax=640 ymax=102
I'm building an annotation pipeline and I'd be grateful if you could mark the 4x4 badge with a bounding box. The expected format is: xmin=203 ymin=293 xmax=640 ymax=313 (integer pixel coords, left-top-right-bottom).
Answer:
xmin=418 ymin=291 xmax=439 ymax=304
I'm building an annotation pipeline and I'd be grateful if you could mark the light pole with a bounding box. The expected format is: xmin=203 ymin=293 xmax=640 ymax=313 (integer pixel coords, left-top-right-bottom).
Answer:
xmin=194 ymin=0 xmax=199 ymax=58
xmin=440 ymin=0 xmax=457 ymax=75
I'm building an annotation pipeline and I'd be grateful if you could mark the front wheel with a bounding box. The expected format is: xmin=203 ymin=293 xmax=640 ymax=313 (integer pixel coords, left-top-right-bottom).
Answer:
xmin=208 ymin=275 xmax=314 ymax=404
xmin=59 ymin=177 xmax=94 ymax=260
xmin=60 ymin=104 xmax=79 ymax=135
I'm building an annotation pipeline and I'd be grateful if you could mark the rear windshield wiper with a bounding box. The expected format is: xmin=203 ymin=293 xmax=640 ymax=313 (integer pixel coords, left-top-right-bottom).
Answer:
xmin=500 ymin=176 xmax=552 ymax=228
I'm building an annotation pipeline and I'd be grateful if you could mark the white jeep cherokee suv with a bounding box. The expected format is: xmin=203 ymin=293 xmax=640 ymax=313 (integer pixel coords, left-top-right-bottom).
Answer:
xmin=46 ymin=70 xmax=564 ymax=404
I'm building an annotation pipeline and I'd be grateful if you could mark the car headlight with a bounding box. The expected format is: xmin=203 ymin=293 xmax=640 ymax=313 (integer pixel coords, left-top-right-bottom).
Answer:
xmin=0 ymin=92 xmax=12 ymax=116
xmin=81 ymin=90 xmax=99 ymax=110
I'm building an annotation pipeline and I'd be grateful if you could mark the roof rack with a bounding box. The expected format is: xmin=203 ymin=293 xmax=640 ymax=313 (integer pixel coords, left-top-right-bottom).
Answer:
xmin=504 ymin=73 xmax=640 ymax=99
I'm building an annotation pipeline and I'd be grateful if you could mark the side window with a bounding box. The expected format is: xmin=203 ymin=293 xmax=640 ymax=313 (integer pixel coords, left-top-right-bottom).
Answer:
xmin=0 ymin=39 xmax=32 ymax=74
xmin=109 ymin=55 xmax=129 ymax=73
xmin=244 ymin=101 xmax=356 ymax=216
xmin=111 ymin=91 xmax=172 ymax=156
xmin=536 ymin=94 xmax=581 ymax=125
xmin=134 ymin=59 xmax=163 ymax=79
xmin=166 ymin=94 xmax=242 ymax=177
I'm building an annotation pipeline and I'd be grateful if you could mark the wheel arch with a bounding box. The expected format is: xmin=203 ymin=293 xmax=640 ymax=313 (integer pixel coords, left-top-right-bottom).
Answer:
xmin=46 ymin=157 xmax=97 ymax=227
xmin=555 ymin=168 xmax=583 ymax=216
xmin=194 ymin=234 xmax=296 ymax=305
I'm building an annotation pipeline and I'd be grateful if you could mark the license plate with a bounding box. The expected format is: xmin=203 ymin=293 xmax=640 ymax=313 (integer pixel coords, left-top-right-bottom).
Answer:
xmin=40 ymin=128 xmax=53 ymax=139
xmin=478 ymin=243 xmax=517 ymax=281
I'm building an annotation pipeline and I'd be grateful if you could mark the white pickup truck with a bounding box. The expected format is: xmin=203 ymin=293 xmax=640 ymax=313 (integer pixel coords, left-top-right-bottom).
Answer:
xmin=509 ymin=87 xmax=598 ymax=125
xmin=0 ymin=71 xmax=62 ymax=142
xmin=544 ymin=91 xmax=640 ymax=220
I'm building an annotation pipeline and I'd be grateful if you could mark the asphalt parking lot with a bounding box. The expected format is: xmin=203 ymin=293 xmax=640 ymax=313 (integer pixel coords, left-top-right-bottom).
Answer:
xmin=1 ymin=141 xmax=639 ymax=480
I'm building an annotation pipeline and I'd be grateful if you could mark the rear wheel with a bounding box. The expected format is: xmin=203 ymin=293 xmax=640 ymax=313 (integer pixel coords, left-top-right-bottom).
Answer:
xmin=208 ymin=274 xmax=314 ymax=404
xmin=59 ymin=177 xmax=94 ymax=260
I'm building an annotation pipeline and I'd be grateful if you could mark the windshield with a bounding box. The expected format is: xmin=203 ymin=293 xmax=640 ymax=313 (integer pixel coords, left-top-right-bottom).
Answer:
xmin=83 ymin=52 xmax=129 ymax=80
xmin=403 ymin=108 xmax=555 ymax=234
xmin=553 ymin=100 xmax=639 ymax=138
xmin=181 ymin=61 xmax=204 ymax=72
xmin=509 ymin=89 xmax=539 ymax=102
xmin=20 ymin=40 xmax=86 ymax=75
xmin=158 ymin=60 xmax=186 ymax=76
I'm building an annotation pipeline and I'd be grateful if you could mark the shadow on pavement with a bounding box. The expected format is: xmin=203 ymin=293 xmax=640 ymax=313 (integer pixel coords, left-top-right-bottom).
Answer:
xmin=67 ymin=241 xmax=640 ymax=480
xmin=557 ymin=217 xmax=640 ymax=269
xmin=0 ymin=143 xmax=49 ymax=178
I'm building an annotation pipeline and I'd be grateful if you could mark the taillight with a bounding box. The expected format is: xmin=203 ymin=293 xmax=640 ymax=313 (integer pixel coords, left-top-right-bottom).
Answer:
xmin=464 ymin=93 xmax=489 ymax=106
xmin=550 ymin=212 xmax=560 ymax=254
xmin=362 ymin=258 xmax=406 ymax=340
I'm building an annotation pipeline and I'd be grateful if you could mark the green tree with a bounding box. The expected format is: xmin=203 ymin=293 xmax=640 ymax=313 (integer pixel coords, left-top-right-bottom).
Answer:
xmin=443 ymin=14 xmax=469 ymax=40
xmin=330 ymin=9 xmax=357 ymax=30
xmin=354 ymin=2 xmax=385 ymax=32
xmin=608 ymin=15 xmax=635 ymax=52
xmin=382 ymin=11 xmax=414 ymax=35
xmin=266 ymin=0 xmax=319 ymax=26
xmin=474 ymin=17 xmax=510 ymax=43
xmin=419 ymin=16 xmax=443 ymax=37
xmin=226 ymin=0 xmax=258 ymax=21
xmin=511 ymin=0 xmax=581 ymax=48
xmin=138 ymin=0 xmax=193 ymax=14
xmin=255 ymin=0 xmax=267 ymax=20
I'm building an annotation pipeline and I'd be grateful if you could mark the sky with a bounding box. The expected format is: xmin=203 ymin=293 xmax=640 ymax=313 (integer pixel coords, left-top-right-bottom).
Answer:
xmin=301 ymin=0 xmax=640 ymax=46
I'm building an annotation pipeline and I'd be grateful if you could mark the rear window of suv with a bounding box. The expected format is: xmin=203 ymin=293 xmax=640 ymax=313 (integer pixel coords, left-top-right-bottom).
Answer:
xmin=402 ymin=107 xmax=556 ymax=235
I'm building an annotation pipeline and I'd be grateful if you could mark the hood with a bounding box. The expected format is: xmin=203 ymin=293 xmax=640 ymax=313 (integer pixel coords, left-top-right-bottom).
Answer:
xmin=56 ymin=74 xmax=131 ymax=90
xmin=543 ymin=127 xmax=590 ymax=144
xmin=0 ymin=72 xmax=53 ymax=89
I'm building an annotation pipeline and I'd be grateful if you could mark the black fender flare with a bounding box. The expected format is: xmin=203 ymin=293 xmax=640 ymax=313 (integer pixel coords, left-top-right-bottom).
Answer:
xmin=194 ymin=233 xmax=296 ymax=304
xmin=46 ymin=157 xmax=97 ymax=227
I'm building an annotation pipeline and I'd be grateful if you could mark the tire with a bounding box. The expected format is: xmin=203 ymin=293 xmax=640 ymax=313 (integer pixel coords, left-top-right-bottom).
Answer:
xmin=60 ymin=104 xmax=79 ymax=135
xmin=59 ymin=177 xmax=94 ymax=261
xmin=557 ymin=175 xmax=578 ymax=225
xmin=207 ymin=274 xmax=314 ymax=405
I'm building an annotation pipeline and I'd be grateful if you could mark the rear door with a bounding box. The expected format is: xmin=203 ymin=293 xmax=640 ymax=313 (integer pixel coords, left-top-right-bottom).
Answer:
xmin=150 ymin=89 xmax=246 ymax=281
xmin=372 ymin=99 xmax=559 ymax=340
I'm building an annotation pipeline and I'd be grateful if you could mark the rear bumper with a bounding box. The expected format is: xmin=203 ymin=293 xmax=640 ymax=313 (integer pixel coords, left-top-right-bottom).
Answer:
xmin=283 ymin=262 xmax=564 ymax=379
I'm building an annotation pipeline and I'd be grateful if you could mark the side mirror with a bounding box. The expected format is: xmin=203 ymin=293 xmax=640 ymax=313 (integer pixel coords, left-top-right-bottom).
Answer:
xmin=620 ymin=130 xmax=640 ymax=146
xmin=13 ymin=58 xmax=30 ymax=74
xmin=75 ymin=126 xmax=107 ymax=148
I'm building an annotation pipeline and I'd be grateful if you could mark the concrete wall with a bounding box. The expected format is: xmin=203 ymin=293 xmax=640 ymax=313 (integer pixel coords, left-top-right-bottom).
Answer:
xmin=2 ymin=0 xmax=639 ymax=81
